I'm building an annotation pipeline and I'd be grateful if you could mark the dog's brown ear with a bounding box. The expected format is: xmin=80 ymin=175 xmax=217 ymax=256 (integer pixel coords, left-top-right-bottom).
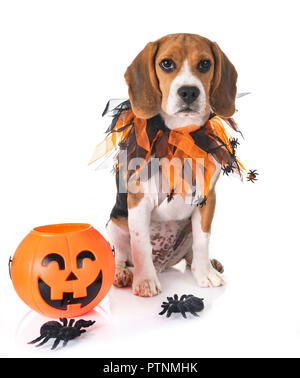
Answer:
xmin=124 ymin=42 xmax=161 ymax=119
xmin=210 ymin=42 xmax=238 ymax=118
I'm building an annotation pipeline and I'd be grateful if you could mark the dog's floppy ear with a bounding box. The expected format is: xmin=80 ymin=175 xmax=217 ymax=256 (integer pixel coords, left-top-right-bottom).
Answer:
xmin=124 ymin=42 xmax=162 ymax=119
xmin=209 ymin=42 xmax=238 ymax=118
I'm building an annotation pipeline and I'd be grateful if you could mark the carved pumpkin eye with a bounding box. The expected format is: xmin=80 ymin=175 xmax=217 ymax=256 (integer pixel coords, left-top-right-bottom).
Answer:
xmin=42 ymin=253 xmax=65 ymax=270
xmin=76 ymin=250 xmax=96 ymax=268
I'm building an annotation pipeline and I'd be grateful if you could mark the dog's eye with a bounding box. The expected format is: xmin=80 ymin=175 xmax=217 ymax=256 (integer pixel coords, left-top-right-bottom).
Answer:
xmin=159 ymin=59 xmax=176 ymax=73
xmin=198 ymin=59 xmax=211 ymax=73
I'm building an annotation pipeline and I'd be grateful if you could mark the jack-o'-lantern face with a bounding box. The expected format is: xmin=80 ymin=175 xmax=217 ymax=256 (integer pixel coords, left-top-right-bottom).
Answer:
xmin=38 ymin=250 xmax=103 ymax=310
xmin=11 ymin=223 xmax=115 ymax=318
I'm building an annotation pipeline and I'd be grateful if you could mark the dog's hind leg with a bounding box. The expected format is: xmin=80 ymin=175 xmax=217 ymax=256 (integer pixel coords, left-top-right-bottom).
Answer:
xmin=106 ymin=218 xmax=133 ymax=288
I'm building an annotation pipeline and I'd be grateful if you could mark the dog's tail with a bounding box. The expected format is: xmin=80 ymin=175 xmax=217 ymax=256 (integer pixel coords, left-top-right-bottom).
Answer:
xmin=210 ymin=259 xmax=224 ymax=274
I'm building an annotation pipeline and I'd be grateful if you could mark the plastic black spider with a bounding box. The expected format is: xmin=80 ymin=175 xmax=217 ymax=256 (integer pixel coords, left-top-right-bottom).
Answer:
xmin=229 ymin=138 xmax=239 ymax=154
xmin=221 ymin=163 xmax=235 ymax=176
xmin=167 ymin=188 xmax=175 ymax=203
xmin=247 ymin=169 xmax=258 ymax=183
xmin=28 ymin=318 xmax=95 ymax=350
xmin=159 ymin=294 xmax=204 ymax=318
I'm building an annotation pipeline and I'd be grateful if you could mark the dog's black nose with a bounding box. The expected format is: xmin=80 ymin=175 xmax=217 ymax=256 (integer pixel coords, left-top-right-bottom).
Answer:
xmin=177 ymin=86 xmax=200 ymax=105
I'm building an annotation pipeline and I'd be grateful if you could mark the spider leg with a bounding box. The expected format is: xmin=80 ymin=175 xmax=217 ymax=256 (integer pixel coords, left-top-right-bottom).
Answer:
xmin=36 ymin=335 xmax=51 ymax=347
xmin=74 ymin=319 xmax=96 ymax=329
xmin=59 ymin=318 xmax=67 ymax=327
xmin=62 ymin=339 xmax=69 ymax=348
xmin=160 ymin=303 xmax=168 ymax=309
xmin=174 ymin=294 xmax=178 ymax=301
xmin=185 ymin=304 xmax=199 ymax=317
xmin=51 ymin=338 xmax=61 ymax=350
xmin=68 ymin=319 xmax=75 ymax=327
xmin=159 ymin=306 xmax=169 ymax=316
xmin=28 ymin=334 xmax=46 ymax=344
xmin=166 ymin=307 xmax=174 ymax=318
xmin=180 ymin=294 xmax=187 ymax=301
xmin=167 ymin=298 xmax=175 ymax=306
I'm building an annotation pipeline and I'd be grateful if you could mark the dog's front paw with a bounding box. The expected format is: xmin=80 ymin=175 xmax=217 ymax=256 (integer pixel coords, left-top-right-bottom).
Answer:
xmin=113 ymin=268 xmax=133 ymax=288
xmin=192 ymin=266 xmax=225 ymax=288
xmin=132 ymin=274 xmax=161 ymax=297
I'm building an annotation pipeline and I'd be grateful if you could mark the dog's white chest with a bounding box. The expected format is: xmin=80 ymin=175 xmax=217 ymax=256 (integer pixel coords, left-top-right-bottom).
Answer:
xmin=151 ymin=193 xmax=195 ymax=222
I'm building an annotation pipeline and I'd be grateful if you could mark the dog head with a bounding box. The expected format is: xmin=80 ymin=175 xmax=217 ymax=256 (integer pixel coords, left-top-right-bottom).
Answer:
xmin=124 ymin=33 xmax=237 ymax=128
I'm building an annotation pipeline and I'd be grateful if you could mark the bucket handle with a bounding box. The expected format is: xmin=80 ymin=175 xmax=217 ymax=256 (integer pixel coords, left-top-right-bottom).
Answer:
xmin=8 ymin=256 xmax=12 ymax=279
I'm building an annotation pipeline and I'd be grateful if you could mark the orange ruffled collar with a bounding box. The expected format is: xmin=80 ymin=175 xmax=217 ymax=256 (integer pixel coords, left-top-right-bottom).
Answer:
xmin=90 ymin=101 xmax=249 ymax=202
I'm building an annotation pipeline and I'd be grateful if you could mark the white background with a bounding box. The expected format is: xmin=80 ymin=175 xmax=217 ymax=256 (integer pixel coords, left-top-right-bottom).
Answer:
xmin=0 ymin=0 xmax=300 ymax=358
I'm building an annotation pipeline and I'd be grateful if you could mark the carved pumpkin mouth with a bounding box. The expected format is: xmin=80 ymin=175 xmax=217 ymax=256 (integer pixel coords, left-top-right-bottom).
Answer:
xmin=38 ymin=270 xmax=103 ymax=310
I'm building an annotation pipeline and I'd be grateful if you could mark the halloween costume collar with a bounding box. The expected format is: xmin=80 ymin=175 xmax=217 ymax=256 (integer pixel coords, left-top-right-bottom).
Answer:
xmin=90 ymin=100 xmax=255 ymax=202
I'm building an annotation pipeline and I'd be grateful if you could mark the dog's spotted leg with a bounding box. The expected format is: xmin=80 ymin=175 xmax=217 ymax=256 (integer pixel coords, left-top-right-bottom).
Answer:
xmin=191 ymin=189 xmax=225 ymax=288
xmin=106 ymin=218 xmax=133 ymax=288
xmin=128 ymin=190 xmax=161 ymax=297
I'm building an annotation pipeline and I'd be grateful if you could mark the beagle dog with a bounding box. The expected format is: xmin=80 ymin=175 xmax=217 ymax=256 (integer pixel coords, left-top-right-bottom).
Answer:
xmin=106 ymin=33 xmax=238 ymax=297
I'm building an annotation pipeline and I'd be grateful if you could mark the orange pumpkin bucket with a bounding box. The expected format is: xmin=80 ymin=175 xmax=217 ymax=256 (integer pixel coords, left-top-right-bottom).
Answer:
xmin=10 ymin=223 xmax=115 ymax=318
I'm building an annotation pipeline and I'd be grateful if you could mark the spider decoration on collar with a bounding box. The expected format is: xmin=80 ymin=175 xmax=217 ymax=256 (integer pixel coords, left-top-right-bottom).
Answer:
xmin=193 ymin=195 xmax=207 ymax=208
xmin=247 ymin=169 xmax=258 ymax=183
xmin=229 ymin=137 xmax=240 ymax=155
xmin=159 ymin=294 xmax=204 ymax=318
xmin=167 ymin=188 xmax=175 ymax=203
xmin=28 ymin=318 xmax=95 ymax=350
xmin=221 ymin=162 xmax=235 ymax=176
